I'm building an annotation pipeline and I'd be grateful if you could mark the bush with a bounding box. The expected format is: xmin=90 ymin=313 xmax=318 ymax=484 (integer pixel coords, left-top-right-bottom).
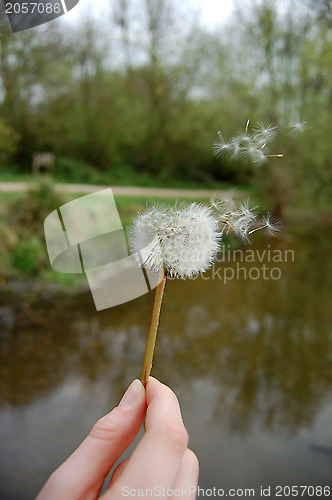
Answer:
xmin=7 ymin=178 xmax=65 ymax=235
xmin=54 ymin=157 xmax=101 ymax=184
xmin=11 ymin=237 xmax=46 ymax=275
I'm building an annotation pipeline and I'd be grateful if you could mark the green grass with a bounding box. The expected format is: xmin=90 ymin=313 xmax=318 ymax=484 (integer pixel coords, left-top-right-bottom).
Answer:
xmin=1 ymin=182 xmax=326 ymax=293
xmin=0 ymin=187 xmax=218 ymax=286
xmin=0 ymin=192 xmax=18 ymax=204
xmin=0 ymin=178 xmax=255 ymax=290
xmin=0 ymin=167 xmax=34 ymax=182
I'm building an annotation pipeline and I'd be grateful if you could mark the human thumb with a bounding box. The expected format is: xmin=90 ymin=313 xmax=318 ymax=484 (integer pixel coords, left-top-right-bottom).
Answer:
xmin=37 ymin=379 xmax=146 ymax=500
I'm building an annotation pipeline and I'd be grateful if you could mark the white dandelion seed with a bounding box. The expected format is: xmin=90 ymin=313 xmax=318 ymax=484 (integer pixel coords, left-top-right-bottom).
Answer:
xmin=130 ymin=203 xmax=221 ymax=279
xmin=210 ymin=193 xmax=237 ymax=215
xmin=227 ymin=201 xmax=258 ymax=240
xmin=213 ymin=141 xmax=233 ymax=157
xmin=213 ymin=131 xmax=234 ymax=158
xmin=261 ymin=214 xmax=282 ymax=236
xmin=237 ymin=132 xmax=255 ymax=150
xmin=238 ymin=199 xmax=259 ymax=218
xmin=229 ymin=137 xmax=242 ymax=159
xmin=210 ymin=196 xmax=259 ymax=241
xmin=215 ymin=120 xmax=283 ymax=166
xmin=248 ymin=214 xmax=282 ymax=237
xmin=241 ymin=145 xmax=267 ymax=165
xmin=253 ymin=122 xmax=278 ymax=143
xmin=288 ymin=121 xmax=308 ymax=137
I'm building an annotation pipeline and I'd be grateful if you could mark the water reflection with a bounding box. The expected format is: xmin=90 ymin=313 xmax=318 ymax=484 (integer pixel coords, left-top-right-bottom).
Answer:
xmin=1 ymin=230 xmax=332 ymax=498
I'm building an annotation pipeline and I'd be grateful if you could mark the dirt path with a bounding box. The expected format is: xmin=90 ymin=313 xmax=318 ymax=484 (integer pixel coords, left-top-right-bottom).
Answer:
xmin=0 ymin=181 xmax=241 ymax=199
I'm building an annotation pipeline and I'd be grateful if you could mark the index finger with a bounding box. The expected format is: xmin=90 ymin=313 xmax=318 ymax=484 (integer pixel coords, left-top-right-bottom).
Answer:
xmin=108 ymin=377 xmax=189 ymax=495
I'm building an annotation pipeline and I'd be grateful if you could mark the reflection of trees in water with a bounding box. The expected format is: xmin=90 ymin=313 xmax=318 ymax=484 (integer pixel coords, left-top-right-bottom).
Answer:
xmin=0 ymin=292 xmax=151 ymax=408
xmin=1 ymin=233 xmax=332 ymax=434
xmin=155 ymin=234 xmax=332 ymax=434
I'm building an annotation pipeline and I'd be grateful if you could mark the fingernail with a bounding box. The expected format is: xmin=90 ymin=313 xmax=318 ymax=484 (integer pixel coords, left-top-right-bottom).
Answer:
xmin=118 ymin=379 xmax=144 ymax=408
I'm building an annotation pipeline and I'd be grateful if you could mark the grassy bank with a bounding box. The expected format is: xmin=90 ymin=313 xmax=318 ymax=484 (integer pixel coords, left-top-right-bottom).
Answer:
xmin=0 ymin=180 xmax=220 ymax=289
xmin=1 ymin=178 xmax=328 ymax=295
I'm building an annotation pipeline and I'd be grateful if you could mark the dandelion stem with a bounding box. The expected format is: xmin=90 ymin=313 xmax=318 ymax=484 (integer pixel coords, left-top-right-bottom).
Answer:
xmin=141 ymin=269 xmax=167 ymax=388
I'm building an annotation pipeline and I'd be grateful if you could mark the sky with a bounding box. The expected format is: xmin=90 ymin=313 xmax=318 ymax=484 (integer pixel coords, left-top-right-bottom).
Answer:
xmin=64 ymin=0 xmax=234 ymax=28
xmin=191 ymin=0 xmax=234 ymax=26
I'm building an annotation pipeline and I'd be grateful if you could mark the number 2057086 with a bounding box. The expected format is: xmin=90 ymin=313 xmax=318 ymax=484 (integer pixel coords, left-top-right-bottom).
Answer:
xmin=275 ymin=485 xmax=330 ymax=497
xmin=5 ymin=3 xmax=62 ymax=15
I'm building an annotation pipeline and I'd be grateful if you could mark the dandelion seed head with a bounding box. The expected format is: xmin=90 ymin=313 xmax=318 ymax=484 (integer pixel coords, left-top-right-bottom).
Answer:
xmin=130 ymin=203 xmax=221 ymax=279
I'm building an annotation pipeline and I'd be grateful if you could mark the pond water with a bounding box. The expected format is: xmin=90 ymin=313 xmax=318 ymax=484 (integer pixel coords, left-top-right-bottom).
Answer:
xmin=0 ymin=229 xmax=332 ymax=499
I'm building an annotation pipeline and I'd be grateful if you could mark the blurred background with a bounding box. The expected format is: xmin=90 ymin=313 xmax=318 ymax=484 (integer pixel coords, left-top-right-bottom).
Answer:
xmin=0 ymin=0 xmax=332 ymax=498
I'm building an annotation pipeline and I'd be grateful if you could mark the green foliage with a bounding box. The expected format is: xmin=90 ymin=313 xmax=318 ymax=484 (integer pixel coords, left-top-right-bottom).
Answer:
xmin=1 ymin=187 xmax=221 ymax=281
xmin=0 ymin=222 xmax=17 ymax=277
xmin=0 ymin=119 xmax=19 ymax=163
xmin=54 ymin=157 xmax=104 ymax=184
xmin=7 ymin=178 xmax=65 ymax=235
xmin=11 ymin=237 xmax=46 ymax=274
xmin=0 ymin=165 xmax=32 ymax=181
xmin=0 ymin=179 xmax=65 ymax=278
xmin=0 ymin=0 xmax=331 ymax=214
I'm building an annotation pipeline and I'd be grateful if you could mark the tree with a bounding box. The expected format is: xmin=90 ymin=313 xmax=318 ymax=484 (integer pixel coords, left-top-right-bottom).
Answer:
xmin=0 ymin=9 xmax=69 ymax=166
xmin=0 ymin=118 xmax=19 ymax=164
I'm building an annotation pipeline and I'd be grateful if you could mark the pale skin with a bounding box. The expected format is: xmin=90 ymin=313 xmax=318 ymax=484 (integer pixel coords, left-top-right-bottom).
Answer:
xmin=37 ymin=377 xmax=199 ymax=499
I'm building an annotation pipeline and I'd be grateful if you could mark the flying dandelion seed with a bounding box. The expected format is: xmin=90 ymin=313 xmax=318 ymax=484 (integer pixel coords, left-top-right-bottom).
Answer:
xmin=260 ymin=214 xmax=283 ymax=236
xmin=214 ymin=120 xmax=282 ymax=165
xmin=229 ymin=137 xmax=242 ymax=158
xmin=210 ymin=196 xmax=262 ymax=242
xmin=253 ymin=122 xmax=278 ymax=142
xmin=213 ymin=131 xmax=234 ymax=158
xmin=288 ymin=121 xmax=308 ymax=137
xmin=241 ymin=144 xmax=267 ymax=165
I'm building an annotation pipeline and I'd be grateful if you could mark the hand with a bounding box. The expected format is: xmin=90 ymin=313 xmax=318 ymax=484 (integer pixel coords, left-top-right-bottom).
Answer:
xmin=37 ymin=377 xmax=199 ymax=499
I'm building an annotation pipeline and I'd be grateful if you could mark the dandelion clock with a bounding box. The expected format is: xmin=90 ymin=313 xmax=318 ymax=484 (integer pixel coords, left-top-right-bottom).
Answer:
xmin=130 ymin=198 xmax=279 ymax=387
